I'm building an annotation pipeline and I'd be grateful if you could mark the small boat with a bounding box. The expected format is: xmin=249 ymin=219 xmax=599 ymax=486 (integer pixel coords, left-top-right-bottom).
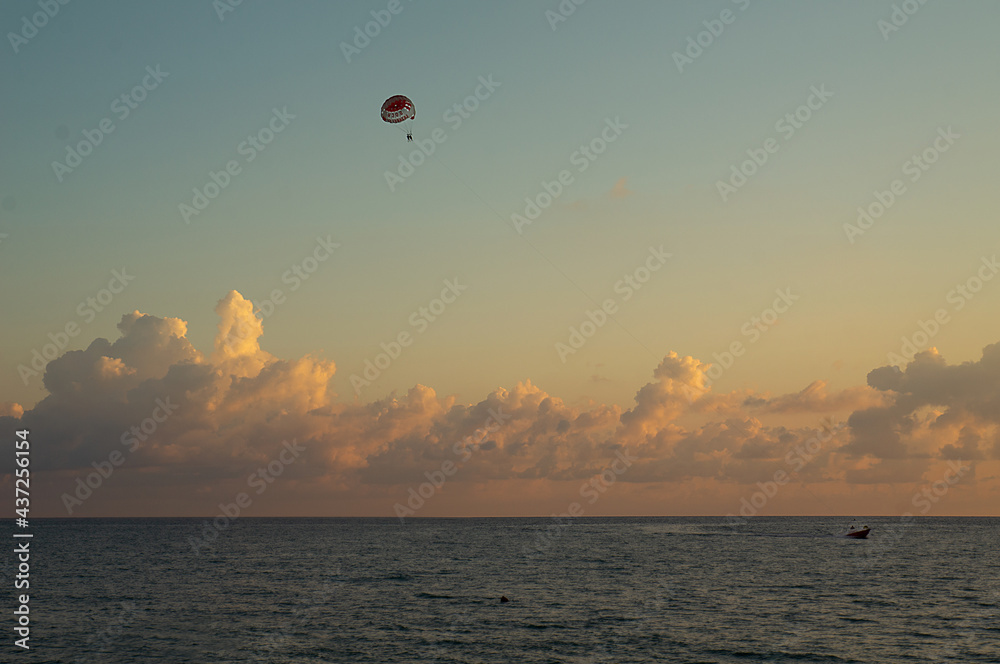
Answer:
xmin=845 ymin=522 xmax=870 ymax=539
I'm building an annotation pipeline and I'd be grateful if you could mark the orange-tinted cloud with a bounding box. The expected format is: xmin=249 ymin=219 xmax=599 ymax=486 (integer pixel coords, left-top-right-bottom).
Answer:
xmin=746 ymin=380 xmax=890 ymax=414
xmin=1 ymin=294 xmax=995 ymax=516
xmin=0 ymin=402 xmax=24 ymax=418
xmin=609 ymin=177 xmax=633 ymax=198
xmin=847 ymin=346 xmax=1000 ymax=462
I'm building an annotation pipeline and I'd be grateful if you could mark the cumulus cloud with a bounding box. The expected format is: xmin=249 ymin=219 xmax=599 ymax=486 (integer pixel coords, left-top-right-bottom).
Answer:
xmin=2 ymin=292 xmax=336 ymax=478
xmin=211 ymin=290 xmax=272 ymax=375
xmin=747 ymin=380 xmax=889 ymax=414
xmin=0 ymin=402 xmax=23 ymax=418
xmin=1 ymin=294 xmax=996 ymax=516
xmin=846 ymin=345 xmax=1000 ymax=470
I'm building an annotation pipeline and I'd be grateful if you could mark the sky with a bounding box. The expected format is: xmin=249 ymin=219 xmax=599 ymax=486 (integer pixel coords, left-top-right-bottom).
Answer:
xmin=2 ymin=0 xmax=999 ymax=518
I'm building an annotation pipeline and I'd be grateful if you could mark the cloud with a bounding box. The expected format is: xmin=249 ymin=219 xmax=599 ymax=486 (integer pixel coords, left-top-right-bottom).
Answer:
xmin=748 ymin=380 xmax=889 ymax=414
xmin=0 ymin=402 xmax=24 ymax=418
xmin=846 ymin=346 xmax=1000 ymax=465
xmin=608 ymin=177 xmax=633 ymax=199
xmin=1 ymin=294 xmax=996 ymax=516
xmin=2 ymin=292 xmax=335 ymax=478
xmin=211 ymin=290 xmax=273 ymax=375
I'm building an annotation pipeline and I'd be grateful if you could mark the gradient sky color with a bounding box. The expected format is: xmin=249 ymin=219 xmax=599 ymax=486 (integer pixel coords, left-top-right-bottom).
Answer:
xmin=2 ymin=1 xmax=999 ymax=517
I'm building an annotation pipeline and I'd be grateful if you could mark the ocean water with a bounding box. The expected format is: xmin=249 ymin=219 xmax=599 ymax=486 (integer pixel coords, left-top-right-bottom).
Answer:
xmin=12 ymin=516 xmax=1000 ymax=662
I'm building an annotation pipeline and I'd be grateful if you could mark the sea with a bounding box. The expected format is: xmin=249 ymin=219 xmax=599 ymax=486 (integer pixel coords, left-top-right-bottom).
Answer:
xmin=10 ymin=516 xmax=1000 ymax=663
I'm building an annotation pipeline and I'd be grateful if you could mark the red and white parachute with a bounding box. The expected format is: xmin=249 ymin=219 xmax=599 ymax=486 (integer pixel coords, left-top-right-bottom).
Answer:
xmin=381 ymin=95 xmax=415 ymax=138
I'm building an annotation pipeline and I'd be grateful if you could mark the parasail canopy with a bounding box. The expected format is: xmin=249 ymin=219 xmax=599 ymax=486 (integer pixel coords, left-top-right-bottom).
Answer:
xmin=381 ymin=95 xmax=415 ymax=124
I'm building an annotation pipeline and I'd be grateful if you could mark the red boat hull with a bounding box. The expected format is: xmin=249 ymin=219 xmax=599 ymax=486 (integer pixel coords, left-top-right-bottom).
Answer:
xmin=845 ymin=528 xmax=870 ymax=539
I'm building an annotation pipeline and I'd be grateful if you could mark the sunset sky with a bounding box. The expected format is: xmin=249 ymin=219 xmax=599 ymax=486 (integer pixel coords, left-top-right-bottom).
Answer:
xmin=2 ymin=1 xmax=999 ymax=517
